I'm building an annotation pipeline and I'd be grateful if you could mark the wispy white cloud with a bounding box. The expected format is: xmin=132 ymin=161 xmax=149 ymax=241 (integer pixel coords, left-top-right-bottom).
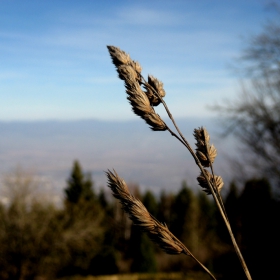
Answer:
xmin=116 ymin=6 xmax=185 ymax=26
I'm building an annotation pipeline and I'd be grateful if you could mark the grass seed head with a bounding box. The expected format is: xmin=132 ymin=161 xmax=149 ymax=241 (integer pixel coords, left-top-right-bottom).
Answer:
xmin=144 ymin=75 xmax=166 ymax=106
xmin=107 ymin=45 xmax=131 ymax=66
xmin=197 ymin=169 xmax=224 ymax=195
xmin=107 ymin=45 xmax=167 ymax=131
xmin=194 ymin=127 xmax=217 ymax=167
xmin=106 ymin=169 xmax=188 ymax=255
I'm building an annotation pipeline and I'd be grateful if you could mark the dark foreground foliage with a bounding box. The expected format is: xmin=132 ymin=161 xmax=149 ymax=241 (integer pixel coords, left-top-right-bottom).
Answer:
xmin=0 ymin=161 xmax=279 ymax=280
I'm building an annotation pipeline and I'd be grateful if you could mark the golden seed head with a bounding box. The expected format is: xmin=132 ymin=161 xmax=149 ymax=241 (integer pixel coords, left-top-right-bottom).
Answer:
xmin=107 ymin=45 xmax=131 ymax=66
xmin=208 ymin=144 xmax=217 ymax=163
xmin=214 ymin=175 xmax=224 ymax=192
xmin=145 ymin=112 xmax=167 ymax=131
xmin=107 ymin=45 xmax=166 ymax=131
xmin=130 ymin=60 xmax=142 ymax=74
xmin=197 ymin=169 xmax=224 ymax=195
xmin=106 ymin=169 xmax=185 ymax=255
xmin=194 ymin=127 xmax=207 ymax=149
xmin=194 ymin=127 xmax=217 ymax=167
xmin=117 ymin=65 xmax=138 ymax=82
xmin=144 ymin=75 xmax=166 ymax=106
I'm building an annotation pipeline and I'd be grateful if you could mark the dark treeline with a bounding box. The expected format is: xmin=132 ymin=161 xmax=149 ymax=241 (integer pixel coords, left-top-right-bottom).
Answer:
xmin=0 ymin=161 xmax=279 ymax=280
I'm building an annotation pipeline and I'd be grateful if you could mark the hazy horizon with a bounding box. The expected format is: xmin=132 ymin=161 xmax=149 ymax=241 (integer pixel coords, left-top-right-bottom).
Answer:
xmin=0 ymin=117 xmax=240 ymax=204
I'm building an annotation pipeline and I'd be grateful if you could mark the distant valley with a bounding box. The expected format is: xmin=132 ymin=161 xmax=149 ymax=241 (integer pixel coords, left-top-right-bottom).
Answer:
xmin=0 ymin=118 xmax=237 ymax=199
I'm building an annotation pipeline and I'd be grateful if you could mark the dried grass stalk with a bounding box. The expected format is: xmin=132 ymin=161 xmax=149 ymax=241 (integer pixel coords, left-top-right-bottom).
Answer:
xmin=106 ymin=45 xmax=252 ymax=280
xmin=107 ymin=46 xmax=167 ymax=131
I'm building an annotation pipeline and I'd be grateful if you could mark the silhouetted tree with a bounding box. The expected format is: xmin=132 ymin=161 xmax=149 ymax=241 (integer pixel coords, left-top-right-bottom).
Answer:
xmin=65 ymin=160 xmax=95 ymax=204
xmin=130 ymin=227 xmax=157 ymax=273
xmin=215 ymin=17 xmax=280 ymax=185
xmin=58 ymin=161 xmax=109 ymax=277
xmin=214 ymin=178 xmax=279 ymax=280
xmin=157 ymin=190 xmax=174 ymax=227
xmin=238 ymin=178 xmax=273 ymax=279
xmin=142 ymin=190 xmax=158 ymax=218
xmin=127 ymin=190 xmax=158 ymax=273
xmin=217 ymin=182 xmax=241 ymax=244
xmin=170 ymin=182 xmax=196 ymax=248
xmin=98 ymin=188 xmax=108 ymax=209
xmin=0 ymin=169 xmax=105 ymax=280
xmin=89 ymin=189 xmax=120 ymax=275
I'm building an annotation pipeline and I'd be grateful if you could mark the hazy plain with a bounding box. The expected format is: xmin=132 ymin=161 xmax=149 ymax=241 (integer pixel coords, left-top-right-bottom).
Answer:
xmin=0 ymin=117 xmax=237 ymax=199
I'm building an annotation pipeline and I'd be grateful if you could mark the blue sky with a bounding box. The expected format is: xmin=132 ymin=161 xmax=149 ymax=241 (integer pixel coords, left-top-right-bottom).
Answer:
xmin=0 ymin=0 xmax=274 ymax=121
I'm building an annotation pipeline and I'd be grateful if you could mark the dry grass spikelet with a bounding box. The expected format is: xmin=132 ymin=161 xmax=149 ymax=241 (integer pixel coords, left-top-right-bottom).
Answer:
xmin=117 ymin=65 xmax=139 ymax=82
xmin=127 ymin=86 xmax=152 ymax=115
xmin=106 ymin=169 xmax=191 ymax=255
xmin=107 ymin=46 xmax=142 ymax=82
xmin=144 ymin=75 xmax=166 ymax=106
xmin=107 ymin=45 xmax=167 ymax=131
xmin=107 ymin=45 xmax=131 ymax=66
xmin=194 ymin=127 xmax=217 ymax=167
xmin=125 ymin=78 xmax=166 ymax=131
xmin=197 ymin=169 xmax=224 ymax=195
xmin=130 ymin=60 xmax=142 ymax=81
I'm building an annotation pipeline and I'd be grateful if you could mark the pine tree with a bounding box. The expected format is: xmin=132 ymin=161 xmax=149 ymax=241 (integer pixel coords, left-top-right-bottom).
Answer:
xmin=142 ymin=190 xmax=158 ymax=217
xmin=61 ymin=161 xmax=108 ymax=276
xmin=130 ymin=227 xmax=157 ymax=273
xmin=239 ymin=178 xmax=273 ymax=280
xmin=224 ymin=182 xmax=240 ymax=241
xmin=64 ymin=160 xmax=95 ymax=204
xmin=170 ymin=181 xmax=195 ymax=245
xmin=157 ymin=190 xmax=174 ymax=227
